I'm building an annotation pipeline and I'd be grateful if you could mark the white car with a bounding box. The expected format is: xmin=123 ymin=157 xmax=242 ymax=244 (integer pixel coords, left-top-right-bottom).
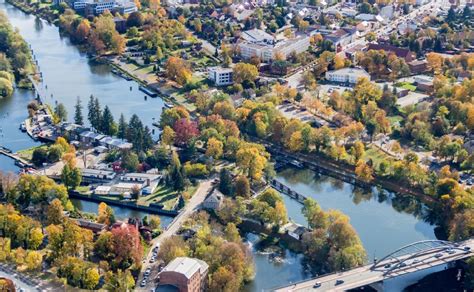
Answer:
xmin=140 ymin=280 xmax=147 ymax=287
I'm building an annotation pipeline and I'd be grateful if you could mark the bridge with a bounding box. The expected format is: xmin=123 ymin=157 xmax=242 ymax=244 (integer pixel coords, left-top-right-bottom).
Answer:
xmin=273 ymin=239 xmax=474 ymax=291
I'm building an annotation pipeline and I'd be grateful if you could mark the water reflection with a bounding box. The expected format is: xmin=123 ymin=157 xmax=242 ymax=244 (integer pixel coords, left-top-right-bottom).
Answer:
xmin=276 ymin=167 xmax=437 ymax=260
xmin=34 ymin=16 xmax=42 ymax=32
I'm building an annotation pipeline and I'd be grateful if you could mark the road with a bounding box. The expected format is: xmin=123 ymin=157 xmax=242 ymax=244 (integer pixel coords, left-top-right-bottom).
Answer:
xmin=137 ymin=179 xmax=213 ymax=291
xmin=274 ymin=240 xmax=474 ymax=291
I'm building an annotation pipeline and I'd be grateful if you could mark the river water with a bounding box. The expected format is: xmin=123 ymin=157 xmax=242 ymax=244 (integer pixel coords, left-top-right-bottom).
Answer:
xmin=0 ymin=2 xmax=439 ymax=291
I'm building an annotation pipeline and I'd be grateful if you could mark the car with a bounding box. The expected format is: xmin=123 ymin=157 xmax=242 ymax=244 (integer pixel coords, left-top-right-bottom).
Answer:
xmin=412 ymin=259 xmax=420 ymax=264
xmin=384 ymin=264 xmax=391 ymax=269
xmin=140 ymin=280 xmax=147 ymax=287
xmin=399 ymin=262 xmax=407 ymax=268
xmin=149 ymin=258 xmax=156 ymax=263
xmin=434 ymin=253 xmax=443 ymax=258
xmin=335 ymin=280 xmax=344 ymax=285
xmin=446 ymin=249 xmax=456 ymax=255
xmin=144 ymin=269 xmax=151 ymax=276
xmin=464 ymin=246 xmax=471 ymax=251
xmin=313 ymin=282 xmax=322 ymax=288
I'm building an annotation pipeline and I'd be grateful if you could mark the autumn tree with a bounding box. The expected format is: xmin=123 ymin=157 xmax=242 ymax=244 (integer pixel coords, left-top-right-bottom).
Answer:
xmin=234 ymin=175 xmax=250 ymax=198
xmin=355 ymin=160 xmax=374 ymax=182
xmin=236 ymin=143 xmax=268 ymax=181
xmin=165 ymin=56 xmax=192 ymax=85
xmin=158 ymin=236 xmax=189 ymax=264
xmin=233 ymin=62 xmax=258 ymax=86
xmin=97 ymin=202 xmax=115 ymax=226
xmin=206 ymin=137 xmax=223 ymax=160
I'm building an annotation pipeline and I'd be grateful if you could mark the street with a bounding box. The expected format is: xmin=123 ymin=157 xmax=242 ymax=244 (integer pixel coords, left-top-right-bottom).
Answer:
xmin=136 ymin=179 xmax=213 ymax=291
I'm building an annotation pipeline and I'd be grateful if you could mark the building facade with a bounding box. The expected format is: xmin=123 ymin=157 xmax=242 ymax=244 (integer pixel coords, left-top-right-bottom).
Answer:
xmin=207 ymin=67 xmax=234 ymax=86
xmin=159 ymin=257 xmax=209 ymax=292
xmin=325 ymin=68 xmax=370 ymax=84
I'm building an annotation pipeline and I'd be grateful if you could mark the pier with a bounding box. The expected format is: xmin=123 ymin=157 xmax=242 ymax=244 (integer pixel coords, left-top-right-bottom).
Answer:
xmin=270 ymin=179 xmax=308 ymax=204
xmin=0 ymin=146 xmax=34 ymax=168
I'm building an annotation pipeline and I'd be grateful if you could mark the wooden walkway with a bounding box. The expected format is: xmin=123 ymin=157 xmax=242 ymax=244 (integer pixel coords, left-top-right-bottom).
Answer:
xmin=0 ymin=146 xmax=34 ymax=168
xmin=271 ymin=179 xmax=307 ymax=204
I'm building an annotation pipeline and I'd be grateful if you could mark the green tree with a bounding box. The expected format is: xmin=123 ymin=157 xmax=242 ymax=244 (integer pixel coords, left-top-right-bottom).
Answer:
xmin=117 ymin=113 xmax=128 ymax=139
xmin=219 ymin=169 xmax=233 ymax=196
xmin=74 ymin=97 xmax=84 ymax=125
xmin=54 ymin=103 xmax=68 ymax=122
xmin=61 ymin=163 xmax=82 ymax=191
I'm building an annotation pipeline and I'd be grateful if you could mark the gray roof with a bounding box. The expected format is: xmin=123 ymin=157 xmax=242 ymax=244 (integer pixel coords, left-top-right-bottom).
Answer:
xmin=162 ymin=257 xmax=209 ymax=279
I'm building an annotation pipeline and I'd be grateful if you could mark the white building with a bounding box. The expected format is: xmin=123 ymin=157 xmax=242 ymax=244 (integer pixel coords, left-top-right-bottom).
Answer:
xmin=238 ymin=29 xmax=311 ymax=62
xmin=325 ymin=68 xmax=370 ymax=84
xmin=208 ymin=67 xmax=234 ymax=86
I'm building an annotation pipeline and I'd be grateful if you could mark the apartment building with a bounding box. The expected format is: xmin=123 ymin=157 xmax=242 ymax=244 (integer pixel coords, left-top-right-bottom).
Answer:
xmin=325 ymin=68 xmax=370 ymax=84
xmin=208 ymin=67 xmax=234 ymax=86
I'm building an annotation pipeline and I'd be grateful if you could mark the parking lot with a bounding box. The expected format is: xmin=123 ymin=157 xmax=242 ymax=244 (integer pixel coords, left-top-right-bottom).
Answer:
xmin=276 ymin=101 xmax=329 ymax=127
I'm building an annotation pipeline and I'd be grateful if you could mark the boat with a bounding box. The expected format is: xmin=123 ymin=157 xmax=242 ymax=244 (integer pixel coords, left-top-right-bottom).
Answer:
xmin=164 ymin=102 xmax=174 ymax=109
xmin=139 ymin=86 xmax=158 ymax=97
xmin=19 ymin=122 xmax=26 ymax=132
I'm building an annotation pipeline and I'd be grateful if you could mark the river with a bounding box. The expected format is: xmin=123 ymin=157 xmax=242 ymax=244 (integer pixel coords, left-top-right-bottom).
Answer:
xmin=244 ymin=167 xmax=437 ymax=291
xmin=0 ymin=2 xmax=439 ymax=291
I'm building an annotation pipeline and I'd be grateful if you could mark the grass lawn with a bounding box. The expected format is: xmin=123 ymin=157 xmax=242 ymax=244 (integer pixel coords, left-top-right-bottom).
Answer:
xmin=364 ymin=145 xmax=394 ymax=169
xmin=172 ymin=93 xmax=196 ymax=112
xmin=395 ymin=82 xmax=417 ymax=91
xmin=17 ymin=145 xmax=48 ymax=161
xmin=138 ymin=185 xmax=179 ymax=210
xmin=75 ymin=185 xmax=91 ymax=194
xmin=388 ymin=115 xmax=403 ymax=126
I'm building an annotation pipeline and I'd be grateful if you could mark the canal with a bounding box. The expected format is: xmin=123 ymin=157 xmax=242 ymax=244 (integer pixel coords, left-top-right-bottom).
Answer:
xmin=0 ymin=2 xmax=439 ymax=291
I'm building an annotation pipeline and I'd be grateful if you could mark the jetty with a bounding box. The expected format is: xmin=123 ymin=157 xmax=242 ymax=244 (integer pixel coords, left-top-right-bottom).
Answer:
xmin=0 ymin=146 xmax=34 ymax=168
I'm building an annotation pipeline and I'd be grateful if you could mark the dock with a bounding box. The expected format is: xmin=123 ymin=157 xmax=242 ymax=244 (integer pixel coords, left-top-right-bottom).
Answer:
xmin=139 ymin=86 xmax=158 ymax=97
xmin=0 ymin=146 xmax=34 ymax=168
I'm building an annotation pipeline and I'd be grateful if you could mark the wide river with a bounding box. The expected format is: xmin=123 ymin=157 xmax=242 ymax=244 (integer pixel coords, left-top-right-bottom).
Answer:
xmin=0 ymin=1 xmax=438 ymax=291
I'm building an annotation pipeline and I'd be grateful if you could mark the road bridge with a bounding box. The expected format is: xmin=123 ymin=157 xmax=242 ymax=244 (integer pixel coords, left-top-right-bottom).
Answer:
xmin=273 ymin=239 xmax=474 ymax=291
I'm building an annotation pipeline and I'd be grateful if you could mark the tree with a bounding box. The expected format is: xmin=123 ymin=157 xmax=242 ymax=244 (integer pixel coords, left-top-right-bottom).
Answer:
xmin=234 ymin=175 xmax=250 ymax=198
xmin=148 ymin=216 xmax=161 ymax=230
xmin=236 ymin=144 xmax=268 ymax=180
xmin=350 ymin=141 xmax=365 ymax=163
xmin=74 ymin=97 xmax=84 ymax=125
xmin=111 ymin=224 xmax=143 ymax=269
xmin=334 ymin=54 xmax=345 ymax=69
xmin=97 ymin=202 xmax=115 ymax=226
xmin=83 ymin=268 xmax=100 ymax=290
xmin=161 ymin=126 xmax=175 ymax=148
xmin=219 ymin=169 xmax=234 ymax=196
xmin=47 ymin=199 xmax=65 ymax=225
xmin=28 ymin=228 xmax=44 ymax=250
xmin=54 ymin=103 xmax=68 ymax=122
xmin=100 ymin=106 xmax=117 ymax=136
xmin=117 ymin=113 xmax=128 ymax=139
xmin=24 ymin=251 xmax=42 ymax=271
xmin=126 ymin=11 xmax=143 ymax=28
xmin=302 ymin=198 xmax=328 ymax=230
xmin=165 ymin=57 xmax=192 ymax=85
xmin=75 ymin=19 xmax=90 ymax=44
xmin=61 ymin=163 xmax=82 ymax=191
xmin=206 ymin=137 xmax=223 ymax=160
xmin=233 ymin=63 xmax=258 ymax=86
xmin=104 ymin=269 xmax=135 ymax=291
xmin=88 ymin=95 xmax=101 ymax=130
xmin=173 ymin=118 xmax=199 ymax=146
xmin=158 ymin=236 xmax=189 ymax=264
xmin=355 ymin=160 xmax=374 ymax=182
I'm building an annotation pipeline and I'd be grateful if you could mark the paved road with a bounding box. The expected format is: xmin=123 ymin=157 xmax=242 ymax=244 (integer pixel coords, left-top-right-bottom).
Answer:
xmin=137 ymin=179 xmax=213 ymax=291
xmin=274 ymin=240 xmax=474 ymax=291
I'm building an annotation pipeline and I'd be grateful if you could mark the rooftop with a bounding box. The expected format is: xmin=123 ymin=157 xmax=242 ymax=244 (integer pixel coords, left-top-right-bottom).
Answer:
xmin=162 ymin=257 xmax=209 ymax=279
xmin=241 ymin=28 xmax=274 ymax=44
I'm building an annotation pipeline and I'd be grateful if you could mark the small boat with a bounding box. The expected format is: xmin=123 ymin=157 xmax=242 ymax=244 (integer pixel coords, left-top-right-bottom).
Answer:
xmin=164 ymin=102 xmax=174 ymax=109
xmin=139 ymin=86 xmax=158 ymax=97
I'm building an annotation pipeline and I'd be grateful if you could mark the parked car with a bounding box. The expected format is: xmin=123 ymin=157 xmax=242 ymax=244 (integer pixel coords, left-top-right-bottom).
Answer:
xmin=335 ymin=280 xmax=344 ymax=285
xmin=313 ymin=282 xmax=321 ymax=288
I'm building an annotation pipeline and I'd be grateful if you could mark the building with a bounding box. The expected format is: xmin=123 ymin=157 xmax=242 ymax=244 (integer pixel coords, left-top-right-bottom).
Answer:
xmin=202 ymin=189 xmax=223 ymax=211
xmin=73 ymin=219 xmax=107 ymax=233
xmin=324 ymin=28 xmax=356 ymax=49
xmin=84 ymin=0 xmax=116 ymax=15
xmin=82 ymin=168 xmax=116 ymax=181
xmin=367 ymin=43 xmax=415 ymax=62
xmin=207 ymin=67 xmax=233 ymax=86
xmin=94 ymin=185 xmax=112 ymax=195
xmin=237 ymin=29 xmax=311 ymax=62
xmin=110 ymin=182 xmax=143 ymax=197
xmin=282 ymin=222 xmax=308 ymax=240
xmin=325 ymin=68 xmax=370 ymax=84
xmin=408 ymin=60 xmax=428 ymax=74
xmin=76 ymin=0 xmax=137 ymax=15
xmin=414 ymin=75 xmax=434 ymax=92
xmin=159 ymin=257 xmax=209 ymax=292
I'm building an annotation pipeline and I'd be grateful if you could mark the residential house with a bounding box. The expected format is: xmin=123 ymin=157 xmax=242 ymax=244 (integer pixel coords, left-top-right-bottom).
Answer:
xmin=282 ymin=222 xmax=308 ymax=240
xmin=414 ymin=75 xmax=434 ymax=92
xmin=159 ymin=257 xmax=209 ymax=292
xmin=202 ymin=189 xmax=224 ymax=211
